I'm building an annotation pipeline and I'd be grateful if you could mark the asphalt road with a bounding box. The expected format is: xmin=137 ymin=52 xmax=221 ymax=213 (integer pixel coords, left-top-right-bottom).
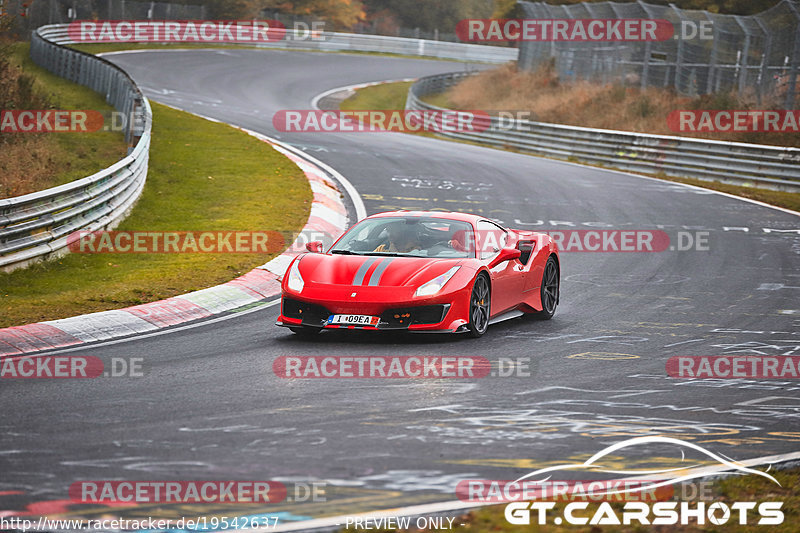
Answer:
xmin=2 ymin=49 xmax=800 ymax=526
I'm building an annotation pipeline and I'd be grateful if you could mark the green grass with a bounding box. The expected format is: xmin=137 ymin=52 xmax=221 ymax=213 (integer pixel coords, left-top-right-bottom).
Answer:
xmin=0 ymin=43 xmax=127 ymax=196
xmin=350 ymin=468 xmax=800 ymax=532
xmin=339 ymin=81 xmax=414 ymax=111
xmin=0 ymin=102 xmax=311 ymax=327
xmin=340 ymin=81 xmax=800 ymax=213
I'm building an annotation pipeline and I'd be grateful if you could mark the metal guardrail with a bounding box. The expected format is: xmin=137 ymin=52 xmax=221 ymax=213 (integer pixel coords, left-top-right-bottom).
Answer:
xmin=37 ymin=25 xmax=519 ymax=64
xmin=1 ymin=24 xmax=512 ymax=273
xmin=406 ymin=72 xmax=800 ymax=192
xmin=258 ymin=30 xmax=518 ymax=63
xmin=0 ymin=25 xmax=152 ymax=272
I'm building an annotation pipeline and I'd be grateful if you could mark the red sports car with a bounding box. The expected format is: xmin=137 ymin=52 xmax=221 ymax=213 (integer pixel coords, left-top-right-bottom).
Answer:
xmin=276 ymin=211 xmax=560 ymax=337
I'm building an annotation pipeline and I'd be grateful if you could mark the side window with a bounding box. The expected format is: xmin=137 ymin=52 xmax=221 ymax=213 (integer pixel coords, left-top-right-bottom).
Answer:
xmin=477 ymin=220 xmax=507 ymax=261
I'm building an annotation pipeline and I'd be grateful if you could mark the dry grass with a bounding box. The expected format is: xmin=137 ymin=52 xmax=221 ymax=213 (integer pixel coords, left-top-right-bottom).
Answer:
xmin=0 ymin=42 xmax=126 ymax=199
xmin=442 ymin=63 xmax=800 ymax=147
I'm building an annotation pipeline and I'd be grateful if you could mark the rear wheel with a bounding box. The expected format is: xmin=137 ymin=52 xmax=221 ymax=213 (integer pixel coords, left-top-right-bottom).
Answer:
xmin=467 ymin=274 xmax=491 ymax=338
xmin=535 ymin=256 xmax=559 ymax=320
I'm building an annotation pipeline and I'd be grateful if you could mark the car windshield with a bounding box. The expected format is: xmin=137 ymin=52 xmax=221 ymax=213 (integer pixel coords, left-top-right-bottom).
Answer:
xmin=329 ymin=217 xmax=474 ymax=258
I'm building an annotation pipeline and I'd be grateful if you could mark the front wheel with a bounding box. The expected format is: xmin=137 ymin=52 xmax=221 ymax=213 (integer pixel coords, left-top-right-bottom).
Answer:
xmin=535 ymin=256 xmax=559 ymax=320
xmin=467 ymin=274 xmax=491 ymax=338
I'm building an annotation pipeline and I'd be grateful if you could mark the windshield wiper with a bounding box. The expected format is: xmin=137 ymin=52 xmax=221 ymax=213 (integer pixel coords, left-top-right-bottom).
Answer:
xmin=330 ymin=250 xmax=360 ymax=255
xmin=361 ymin=252 xmax=402 ymax=257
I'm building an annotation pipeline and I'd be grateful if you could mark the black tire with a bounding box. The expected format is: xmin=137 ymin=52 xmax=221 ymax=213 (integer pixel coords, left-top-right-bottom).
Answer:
xmin=467 ymin=273 xmax=491 ymax=338
xmin=535 ymin=256 xmax=559 ymax=320
xmin=289 ymin=326 xmax=320 ymax=337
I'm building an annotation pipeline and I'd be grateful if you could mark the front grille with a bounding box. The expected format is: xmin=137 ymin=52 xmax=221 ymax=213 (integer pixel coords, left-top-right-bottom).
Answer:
xmin=380 ymin=305 xmax=450 ymax=328
xmin=282 ymin=298 xmax=331 ymax=326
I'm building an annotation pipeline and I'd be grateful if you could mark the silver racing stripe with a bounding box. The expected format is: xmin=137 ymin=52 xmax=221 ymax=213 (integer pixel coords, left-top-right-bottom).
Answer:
xmin=352 ymin=257 xmax=380 ymax=286
xmin=367 ymin=258 xmax=394 ymax=286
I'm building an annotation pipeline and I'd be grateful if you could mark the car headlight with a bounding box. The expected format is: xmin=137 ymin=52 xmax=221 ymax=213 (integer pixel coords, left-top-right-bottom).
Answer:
xmin=414 ymin=266 xmax=460 ymax=297
xmin=287 ymin=258 xmax=304 ymax=293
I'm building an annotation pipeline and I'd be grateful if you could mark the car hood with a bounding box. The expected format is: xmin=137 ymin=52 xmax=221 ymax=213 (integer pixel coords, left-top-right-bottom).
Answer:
xmin=296 ymin=253 xmax=467 ymax=288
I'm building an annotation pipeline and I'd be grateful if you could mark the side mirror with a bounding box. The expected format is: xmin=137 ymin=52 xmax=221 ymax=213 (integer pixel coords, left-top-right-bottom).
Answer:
xmin=488 ymin=247 xmax=521 ymax=269
xmin=305 ymin=241 xmax=324 ymax=253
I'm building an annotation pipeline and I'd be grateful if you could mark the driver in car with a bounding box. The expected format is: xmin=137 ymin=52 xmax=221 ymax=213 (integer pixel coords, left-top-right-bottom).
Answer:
xmin=374 ymin=223 xmax=422 ymax=253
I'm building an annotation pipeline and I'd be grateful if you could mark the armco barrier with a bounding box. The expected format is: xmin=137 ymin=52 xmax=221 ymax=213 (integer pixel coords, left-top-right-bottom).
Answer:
xmin=34 ymin=24 xmax=518 ymax=64
xmin=2 ymin=24 xmax=514 ymax=272
xmin=406 ymin=72 xmax=800 ymax=192
xmin=0 ymin=25 xmax=152 ymax=272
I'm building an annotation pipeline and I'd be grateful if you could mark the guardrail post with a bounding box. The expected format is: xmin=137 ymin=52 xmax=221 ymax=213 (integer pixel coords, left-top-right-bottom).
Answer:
xmin=407 ymin=71 xmax=800 ymax=193
xmin=784 ymin=1 xmax=800 ymax=109
xmin=670 ymin=4 xmax=685 ymax=93
xmin=705 ymin=12 xmax=719 ymax=95
xmin=754 ymin=15 xmax=772 ymax=106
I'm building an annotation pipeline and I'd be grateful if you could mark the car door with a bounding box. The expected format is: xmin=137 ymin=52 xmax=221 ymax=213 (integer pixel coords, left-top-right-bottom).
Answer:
xmin=477 ymin=220 xmax=524 ymax=315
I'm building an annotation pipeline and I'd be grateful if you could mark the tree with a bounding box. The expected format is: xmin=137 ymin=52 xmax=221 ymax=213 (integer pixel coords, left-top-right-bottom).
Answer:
xmin=263 ymin=0 xmax=365 ymax=30
xmin=363 ymin=0 xmax=494 ymax=34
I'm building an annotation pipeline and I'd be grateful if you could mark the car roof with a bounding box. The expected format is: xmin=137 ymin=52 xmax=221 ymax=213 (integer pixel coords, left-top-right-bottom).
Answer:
xmin=365 ymin=210 xmax=484 ymax=225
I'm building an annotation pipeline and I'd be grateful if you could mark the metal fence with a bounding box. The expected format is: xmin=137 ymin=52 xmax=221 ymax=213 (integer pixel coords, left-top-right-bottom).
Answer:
xmin=518 ymin=0 xmax=800 ymax=109
xmin=0 ymin=24 xmax=152 ymax=272
xmin=406 ymin=72 xmax=800 ymax=192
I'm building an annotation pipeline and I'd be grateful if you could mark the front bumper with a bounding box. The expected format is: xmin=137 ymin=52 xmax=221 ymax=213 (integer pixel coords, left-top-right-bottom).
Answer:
xmin=276 ymin=294 xmax=467 ymax=333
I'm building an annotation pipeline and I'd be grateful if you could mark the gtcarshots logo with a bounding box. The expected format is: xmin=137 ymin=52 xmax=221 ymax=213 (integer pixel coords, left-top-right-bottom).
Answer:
xmin=273 ymin=110 xmax=490 ymax=133
xmin=501 ymin=436 xmax=783 ymax=526
xmin=67 ymin=20 xmax=286 ymax=43
xmin=456 ymin=18 xmax=673 ymax=42
xmin=505 ymin=500 xmax=783 ymax=526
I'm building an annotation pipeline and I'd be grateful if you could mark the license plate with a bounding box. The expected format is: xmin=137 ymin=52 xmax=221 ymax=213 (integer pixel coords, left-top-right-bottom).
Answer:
xmin=327 ymin=314 xmax=380 ymax=326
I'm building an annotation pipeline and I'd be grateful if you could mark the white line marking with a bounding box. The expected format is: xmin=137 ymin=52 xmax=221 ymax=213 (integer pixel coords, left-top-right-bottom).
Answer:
xmin=259 ymin=450 xmax=800 ymax=532
xmin=25 ymin=299 xmax=280 ymax=356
